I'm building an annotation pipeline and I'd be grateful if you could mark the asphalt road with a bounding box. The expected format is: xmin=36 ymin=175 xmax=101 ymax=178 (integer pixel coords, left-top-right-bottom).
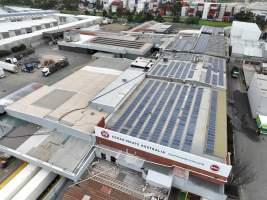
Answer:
xmin=227 ymin=59 xmax=267 ymax=200
xmin=0 ymin=44 xmax=92 ymax=98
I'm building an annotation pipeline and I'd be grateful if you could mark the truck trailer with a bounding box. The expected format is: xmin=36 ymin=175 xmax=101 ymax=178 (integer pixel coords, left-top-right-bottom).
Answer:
xmin=0 ymin=61 xmax=19 ymax=73
xmin=41 ymin=57 xmax=69 ymax=76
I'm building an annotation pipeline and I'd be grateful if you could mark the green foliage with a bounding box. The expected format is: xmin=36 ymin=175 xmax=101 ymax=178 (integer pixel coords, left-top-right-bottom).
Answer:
xmin=185 ymin=16 xmax=199 ymax=25
xmin=32 ymin=0 xmax=55 ymax=9
xmin=102 ymin=10 xmax=108 ymax=17
xmin=0 ymin=50 xmax=11 ymax=58
xmin=199 ymin=19 xmax=231 ymax=27
xmin=11 ymin=44 xmax=26 ymax=53
xmin=256 ymin=15 xmax=266 ymax=30
xmin=155 ymin=14 xmax=164 ymax=23
xmin=234 ymin=11 xmax=254 ymax=23
xmin=61 ymin=0 xmax=78 ymax=11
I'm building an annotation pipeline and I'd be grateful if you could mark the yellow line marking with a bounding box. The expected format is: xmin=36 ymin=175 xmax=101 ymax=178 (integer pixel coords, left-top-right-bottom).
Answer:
xmin=0 ymin=162 xmax=28 ymax=189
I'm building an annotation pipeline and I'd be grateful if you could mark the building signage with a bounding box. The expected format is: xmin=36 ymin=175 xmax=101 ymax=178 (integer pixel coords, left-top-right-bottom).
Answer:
xmin=95 ymin=126 xmax=232 ymax=178
xmin=173 ymin=166 xmax=189 ymax=180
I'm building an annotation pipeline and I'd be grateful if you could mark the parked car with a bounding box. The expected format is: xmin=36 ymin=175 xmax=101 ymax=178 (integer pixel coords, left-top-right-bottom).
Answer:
xmin=231 ymin=66 xmax=240 ymax=78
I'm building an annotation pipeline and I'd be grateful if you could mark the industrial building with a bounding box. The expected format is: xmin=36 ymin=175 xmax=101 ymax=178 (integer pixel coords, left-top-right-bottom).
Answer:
xmin=0 ymin=13 xmax=103 ymax=50
xmin=165 ymin=27 xmax=228 ymax=58
xmin=230 ymin=21 xmax=267 ymax=60
xmin=0 ymin=55 xmax=231 ymax=199
xmin=248 ymin=73 xmax=267 ymax=118
xmin=58 ymin=31 xmax=153 ymax=59
xmin=148 ymin=53 xmax=227 ymax=90
xmin=128 ymin=21 xmax=174 ymax=34
xmin=0 ymin=13 xmax=232 ymax=199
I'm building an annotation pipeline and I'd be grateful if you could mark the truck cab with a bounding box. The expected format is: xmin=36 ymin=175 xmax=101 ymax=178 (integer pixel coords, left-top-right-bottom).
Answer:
xmin=256 ymin=115 xmax=267 ymax=134
xmin=5 ymin=57 xmax=17 ymax=65
xmin=231 ymin=66 xmax=240 ymax=78
xmin=41 ymin=66 xmax=50 ymax=77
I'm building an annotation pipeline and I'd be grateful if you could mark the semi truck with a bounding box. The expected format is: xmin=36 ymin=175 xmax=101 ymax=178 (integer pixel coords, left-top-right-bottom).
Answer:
xmin=0 ymin=61 xmax=19 ymax=73
xmin=41 ymin=57 xmax=69 ymax=77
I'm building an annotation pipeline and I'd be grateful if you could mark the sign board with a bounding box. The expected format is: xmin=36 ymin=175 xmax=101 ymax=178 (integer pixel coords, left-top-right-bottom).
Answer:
xmin=173 ymin=166 xmax=189 ymax=180
xmin=95 ymin=126 xmax=232 ymax=178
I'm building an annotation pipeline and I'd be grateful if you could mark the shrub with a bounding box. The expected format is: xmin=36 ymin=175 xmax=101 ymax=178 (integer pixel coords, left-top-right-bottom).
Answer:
xmin=0 ymin=50 xmax=11 ymax=58
xmin=11 ymin=44 xmax=26 ymax=53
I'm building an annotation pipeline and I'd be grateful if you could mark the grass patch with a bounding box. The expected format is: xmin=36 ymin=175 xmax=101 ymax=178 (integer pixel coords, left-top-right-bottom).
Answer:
xmin=199 ymin=19 xmax=232 ymax=27
xmin=162 ymin=16 xmax=173 ymax=23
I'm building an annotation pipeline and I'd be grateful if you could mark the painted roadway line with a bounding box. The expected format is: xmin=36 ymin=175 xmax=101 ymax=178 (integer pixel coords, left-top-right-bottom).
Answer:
xmin=0 ymin=162 xmax=28 ymax=189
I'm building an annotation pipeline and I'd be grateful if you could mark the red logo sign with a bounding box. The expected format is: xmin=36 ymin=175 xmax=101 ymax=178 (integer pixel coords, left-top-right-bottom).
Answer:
xmin=210 ymin=164 xmax=220 ymax=172
xmin=101 ymin=130 xmax=109 ymax=138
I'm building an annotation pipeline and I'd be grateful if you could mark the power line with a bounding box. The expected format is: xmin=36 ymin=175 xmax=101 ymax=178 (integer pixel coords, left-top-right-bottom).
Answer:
xmin=58 ymin=72 xmax=145 ymax=122
xmin=0 ymin=130 xmax=56 ymax=139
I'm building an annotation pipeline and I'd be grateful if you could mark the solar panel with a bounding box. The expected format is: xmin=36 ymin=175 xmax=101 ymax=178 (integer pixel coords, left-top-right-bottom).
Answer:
xmin=156 ymin=64 xmax=168 ymax=76
xmin=162 ymin=62 xmax=175 ymax=77
xmin=125 ymin=81 xmax=160 ymax=129
xmin=140 ymin=83 xmax=174 ymax=140
xmin=112 ymin=80 xmax=154 ymax=131
xmin=171 ymin=86 xmax=195 ymax=149
xmin=182 ymin=88 xmax=203 ymax=152
xmin=206 ymin=91 xmax=218 ymax=154
xmin=175 ymin=62 xmax=185 ymax=79
xmin=150 ymin=64 xmax=161 ymax=76
xmin=169 ymin=62 xmax=180 ymax=77
xmin=181 ymin=63 xmax=190 ymax=79
xmin=159 ymin=85 xmax=187 ymax=146
xmin=205 ymin=64 xmax=212 ymax=84
xmin=212 ymin=74 xmax=218 ymax=85
xmin=149 ymin=83 xmax=176 ymax=143
xmin=130 ymin=82 xmax=168 ymax=137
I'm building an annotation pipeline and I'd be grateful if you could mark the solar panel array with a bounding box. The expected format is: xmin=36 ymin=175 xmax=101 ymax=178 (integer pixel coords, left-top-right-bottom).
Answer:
xmin=165 ymin=32 xmax=226 ymax=58
xmin=110 ymin=79 xmax=208 ymax=151
xmin=166 ymin=35 xmax=198 ymax=51
xmin=148 ymin=60 xmax=197 ymax=80
xmin=201 ymin=26 xmax=224 ymax=35
xmin=206 ymin=91 xmax=218 ymax=154
xmin=91 ymin=37 xmax=145 ymax=49
xmin=204 ymin=56 xmax=226 ymax=87
xmin=148 ymin=55 xmax=226 ymax=88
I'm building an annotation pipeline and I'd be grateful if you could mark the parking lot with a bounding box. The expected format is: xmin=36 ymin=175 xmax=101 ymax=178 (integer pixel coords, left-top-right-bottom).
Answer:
xmin=227 ymin=59 xmax=267 ymax=200
xmin=0 ymin=44 xmax=92 ymax=98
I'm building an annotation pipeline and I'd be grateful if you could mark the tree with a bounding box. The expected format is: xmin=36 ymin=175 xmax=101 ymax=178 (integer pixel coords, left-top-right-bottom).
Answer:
xmin=96 ymin=0 xmax=101 ymax=10
xmin=126 ymin=10 xmax=134 ymax=22
xmin=172 ymin=1 xmax=181 ymax=22
xmin=185 ymin=16 xmax=199 ymax=25
xmin=102 ymin=9 xmax=108 ymax=17
xmin=229 ymin=158 xmax=256 ymax=186
xmin=256 ymin=15 xmax=266 ymax=31
xmin=155 ymin=14 xmax=163 ymax=23
xmin=144 ymin=11 xmax=154 ymax=21
xmin=62 ymin=0 xmax=78 ymax=11
xmin=234 ymin=11 xmax=255 ymax=23
xmin=117 ymin=6 xmax=124 ymax=17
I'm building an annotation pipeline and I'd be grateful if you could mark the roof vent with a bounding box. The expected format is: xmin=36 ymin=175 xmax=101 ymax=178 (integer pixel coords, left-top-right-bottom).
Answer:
xmin=122 ymin=78 xmax=127 ymax=83
xmin=163 ymin=57 xmax=168 ymax=62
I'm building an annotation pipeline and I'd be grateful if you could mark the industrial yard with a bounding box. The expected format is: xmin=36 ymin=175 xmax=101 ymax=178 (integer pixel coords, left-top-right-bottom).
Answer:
xmin=0 ymin=44 xmax=92 ymax=98
xmin=0 ymin=4 xmax=267 ymax=200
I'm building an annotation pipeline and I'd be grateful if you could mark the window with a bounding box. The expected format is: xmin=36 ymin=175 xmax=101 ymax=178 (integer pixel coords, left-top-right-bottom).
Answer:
xmin=101 ymin=153 xmax=106 ymax=160
xmin=110 ymin=156 xmax=116 ymax=163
